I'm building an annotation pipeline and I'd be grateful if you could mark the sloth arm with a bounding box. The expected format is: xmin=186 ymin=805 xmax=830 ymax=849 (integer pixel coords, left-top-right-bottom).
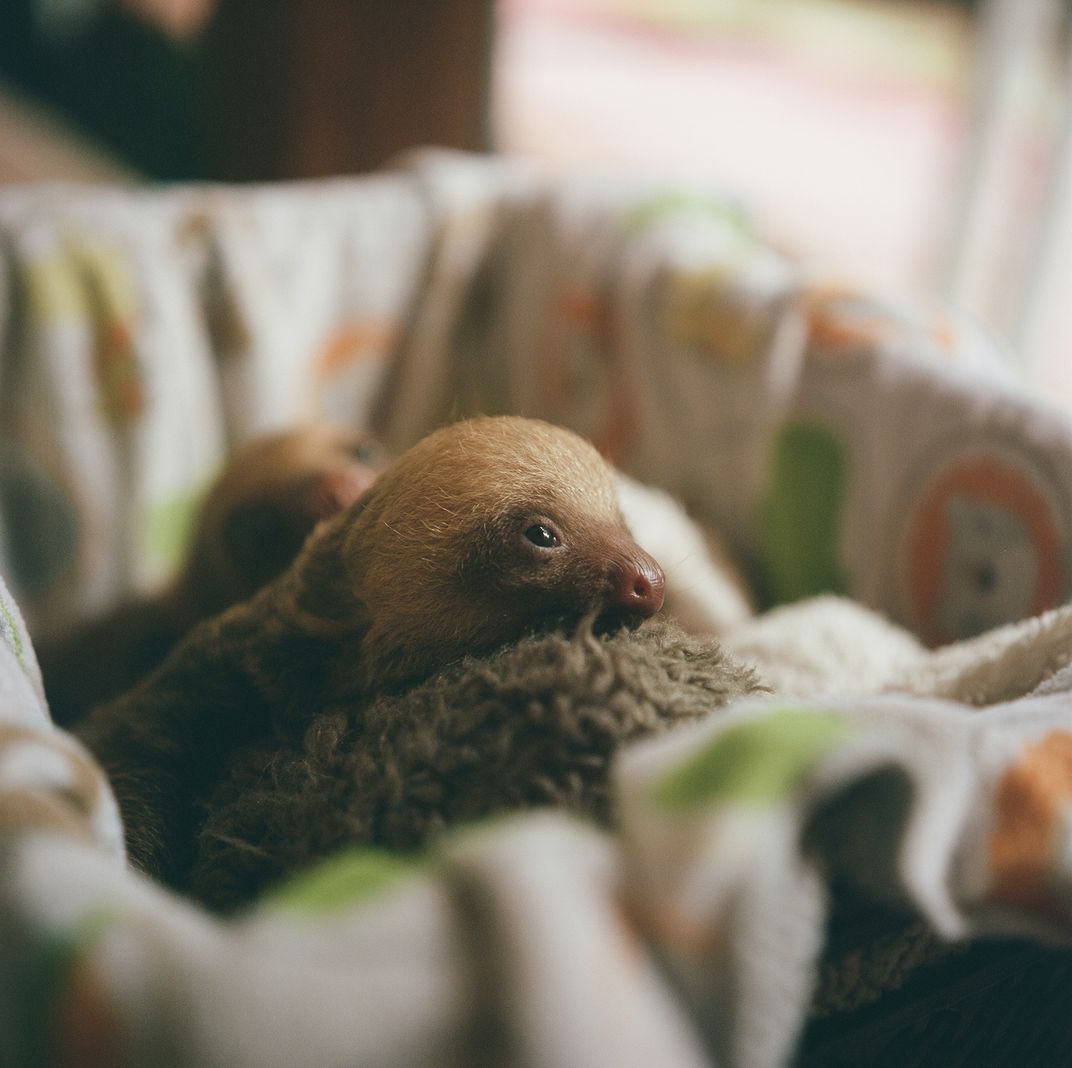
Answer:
xmin=76 ymin=607 xmax=282 ymax=886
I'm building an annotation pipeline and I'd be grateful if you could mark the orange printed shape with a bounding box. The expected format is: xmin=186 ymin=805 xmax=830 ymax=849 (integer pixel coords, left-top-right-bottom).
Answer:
xmin=314 ymin=321 xmax=397 ymax=380
xmin=541 ymin=286 xmax=637 ymax=465
xmin=905 ymin=452 xmax=1065 ymax=645
xmin=558 ymin=288 xmax=612 ymax=335
xmin=802 ymin=287 xmax=893 ymax=353
xmin=76 ymin=238 xmax=145 ymax=427
xmin=989 ymin=730 xmax=1072 ymax=918
xmin=541 ymin=287 xmax=612 ymax=406
xmin=802 ymin=286 xmax=956 ymax=360
xmin=56 ymin=957 xmax=122 ymax=1068
xmin=93 ymin=318 xmax=143 ymax=424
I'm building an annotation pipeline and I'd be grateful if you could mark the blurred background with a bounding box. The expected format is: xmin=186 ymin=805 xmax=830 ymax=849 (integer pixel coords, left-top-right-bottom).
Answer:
xmin=3 ymin=0 xmax=1072 ymax=400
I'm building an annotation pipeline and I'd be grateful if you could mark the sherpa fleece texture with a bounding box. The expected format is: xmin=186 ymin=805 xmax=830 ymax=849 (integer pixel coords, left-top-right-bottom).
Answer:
xmin=188 ymin=619 xmax=764 ymax=912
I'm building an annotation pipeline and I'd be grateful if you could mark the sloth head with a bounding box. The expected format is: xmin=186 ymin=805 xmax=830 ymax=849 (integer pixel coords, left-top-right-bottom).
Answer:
xmin=179 ymin=423 xmax=386 ymax=619
xmin=284 ymin=416 xmax=665 ymax=689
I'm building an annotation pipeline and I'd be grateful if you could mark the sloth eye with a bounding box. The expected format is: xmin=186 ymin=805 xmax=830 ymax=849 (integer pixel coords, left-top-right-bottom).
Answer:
xmin=523 ymin=523 xmax=560 ymax=549
xmin=350 ymin=438 xmax=385 ymax=467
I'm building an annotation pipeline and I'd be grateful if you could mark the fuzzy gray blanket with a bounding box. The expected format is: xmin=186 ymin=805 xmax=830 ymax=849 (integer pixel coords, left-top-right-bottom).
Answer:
xmin=189 ymin=620 xmax=763 ymax=911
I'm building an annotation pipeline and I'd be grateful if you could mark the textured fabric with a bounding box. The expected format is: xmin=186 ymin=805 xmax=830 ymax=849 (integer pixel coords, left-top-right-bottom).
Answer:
xmin=3 ymin=155 xmax=1072 ymax=1066
xmin=6 ymin=664 xmax=1072 ymax=1066
xmin=186 ymin=620 xmax=764 ymax=911
xmin=0 ymin=571 xmax=48 ymax=730
xmin=0 ymin=571 xmax=124 ymax=864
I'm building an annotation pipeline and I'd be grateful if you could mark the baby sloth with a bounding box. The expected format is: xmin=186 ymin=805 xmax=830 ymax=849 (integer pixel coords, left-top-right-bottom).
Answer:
xmin=80 ymin=416 xmax=669 ymax=883
xmin=306 ymin=414 xmax=668 ymax=690
xmin=39 ymin=423 xmax=385 ymax=727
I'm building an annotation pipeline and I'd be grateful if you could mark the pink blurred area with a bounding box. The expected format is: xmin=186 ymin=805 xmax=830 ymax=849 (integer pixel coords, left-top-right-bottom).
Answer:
xmin=494 ymin=0 xmax=974 ymax=292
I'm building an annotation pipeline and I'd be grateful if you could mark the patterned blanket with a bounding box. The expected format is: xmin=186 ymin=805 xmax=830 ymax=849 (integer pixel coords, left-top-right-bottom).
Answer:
xmin=2 ymin=153 xmax=1072 ymax=1066
xmin=4 ymin=573 xmax=1072 ymax=1066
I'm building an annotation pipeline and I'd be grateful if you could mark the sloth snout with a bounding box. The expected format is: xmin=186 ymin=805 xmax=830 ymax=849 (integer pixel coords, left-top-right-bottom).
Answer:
xmin=606 ymin=551 xmax=665 ymax=622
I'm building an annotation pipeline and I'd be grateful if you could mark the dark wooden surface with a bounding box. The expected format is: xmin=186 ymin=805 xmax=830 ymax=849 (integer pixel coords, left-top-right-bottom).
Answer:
xmin=204 ymin=0 xmax=495 ymax=180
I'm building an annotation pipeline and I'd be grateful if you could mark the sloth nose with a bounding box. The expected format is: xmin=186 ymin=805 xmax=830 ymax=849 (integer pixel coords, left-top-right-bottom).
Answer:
xmin=608 ymin=552 xmax=665 ymax=620
xmin=308 ymin=467 xmax=377 ymax=520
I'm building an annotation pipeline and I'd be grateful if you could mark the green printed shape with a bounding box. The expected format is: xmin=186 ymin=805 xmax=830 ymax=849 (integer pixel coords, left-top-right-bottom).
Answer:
xmin=143 ymin=485 xmax=207 ymax=576
xmin=761 ymin=420 xmax=849 ymax=605
xmin=624 ymin=191 xmax=753 ymax=239
xmin=0 ymin=593 xmax=27 ymax=674
xmin=143 ymin=462 xmax=223 ymax=575
xmin=652 ymin=709 xmax=850 ymax=811
xmin=265 ymin=847 xmax=420 ymax=916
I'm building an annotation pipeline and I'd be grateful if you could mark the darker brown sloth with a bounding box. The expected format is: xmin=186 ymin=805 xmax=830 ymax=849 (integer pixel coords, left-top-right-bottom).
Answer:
xmin=39 ymin=423 xmax=385 ymax=728
xmin=80 ymin=416 xmax=763 ymax=903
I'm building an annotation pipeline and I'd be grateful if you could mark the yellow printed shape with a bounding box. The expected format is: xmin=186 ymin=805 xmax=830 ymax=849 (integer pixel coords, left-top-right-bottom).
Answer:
xmin=20 ymin=237 xmax=144 ymax=425
xmin=665 ymin=266 xmax=772 ymax=366
xmin=22 ymin=251 xmax=86 ymax=324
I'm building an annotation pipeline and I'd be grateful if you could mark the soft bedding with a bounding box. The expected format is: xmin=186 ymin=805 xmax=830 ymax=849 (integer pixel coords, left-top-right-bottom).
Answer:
xmin=3 ymin=152 xmax=1072 ymax=1066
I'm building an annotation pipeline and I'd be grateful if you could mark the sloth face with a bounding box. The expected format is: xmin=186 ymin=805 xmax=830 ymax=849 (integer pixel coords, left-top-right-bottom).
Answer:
xmin=323 ymin=416 xmax=667 ymax=687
